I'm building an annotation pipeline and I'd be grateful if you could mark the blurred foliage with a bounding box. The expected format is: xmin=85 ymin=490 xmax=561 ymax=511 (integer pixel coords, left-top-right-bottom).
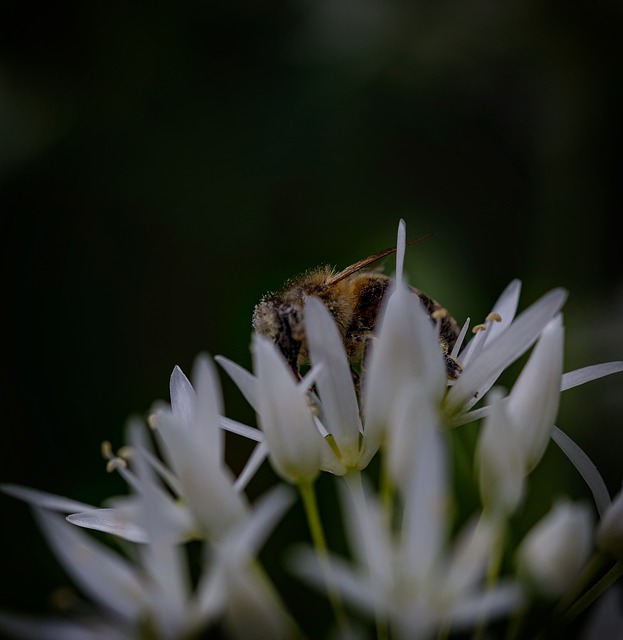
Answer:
xmin=1 ymin=0 xmax=622 ymax=630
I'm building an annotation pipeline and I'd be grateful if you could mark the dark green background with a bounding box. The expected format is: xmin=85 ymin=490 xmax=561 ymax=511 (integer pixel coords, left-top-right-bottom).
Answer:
xmin=1 ymin=0 xmax=622 ymax=635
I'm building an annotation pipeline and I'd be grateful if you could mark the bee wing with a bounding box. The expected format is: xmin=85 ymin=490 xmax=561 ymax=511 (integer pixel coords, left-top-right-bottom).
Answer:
xmin=324 ymin=234 xmax=432 ymax=287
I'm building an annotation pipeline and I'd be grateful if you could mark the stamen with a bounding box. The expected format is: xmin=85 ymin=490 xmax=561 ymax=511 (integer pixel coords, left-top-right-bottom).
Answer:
xmin=147 ymin=413 xmax=158 ymax=430
xmin=432 ymin=308 xmax=448 ymax=320
xmin=106 ymin=457 xmax=127 ymax=473
xmin=486 ymin=311 xmax=502 ymax=323
xmin=472 ymin=323 xmax=487 ymax=333
xmin=117 ymin=446 xmax=134 ymax=461
xmin=450 ymin=317 xmax=470 ymax=359
xmin=101 ymin=440 xmax=113 ymax=460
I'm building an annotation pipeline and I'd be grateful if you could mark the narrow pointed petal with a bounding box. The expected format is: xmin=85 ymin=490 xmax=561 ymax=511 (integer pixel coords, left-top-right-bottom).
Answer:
xmin=288 ymin=546 xmax=379 ymax=614
xmin=482 ymin=279 xmax=522 ymax=347
xmin=441 ymin=517 xmax=497 ymax=599
xmin=396 ymin=219 xmax=406 ymax=282
xmin=233 ymin=441 xmax=269 ymax=492
xmin=387 ymin=386 xmax=439 ymax=491
xmin=215 ymin=355 xmax=259 ymax=411
xmin=305 ymin=296 xmax=362 ymax=465
xmin=129 ymin=422 xmax=190 ymax=636
xmin=476 ymin=391 xmax=524 ymax=515
xmin=1 ymin=484 xmax=97 ymax=513
xmin=170 ymin=365 xmax=196 ymax=425
xmin=507 ymin=315 xmax=564 ymax=471
xmin=364 ymin=282 xmax=445 ymax=439
xmin=459 ymin=280 xmax=521 ymax=366
xmin=67 ymin=508 xmax=149 ymax=543
xmin=401 ymin=419 xmax=448 ymax=581
xmin=551 ymin=426 xmax=611 ymax=517
xmin=445 ymin=288 xmax=567 ymax=417
xmin=561 ymin=361 xmax=623 ymax=391
xmin=156 ymin=413 xmax=249 ymax=540
xmin=191 ymin=354 xmax=224 ymax=464
xmin=447 ymin=583 xmax=523 ymax=630
xmin=253 ymin=336 xmax=323 ymax=484
xmin=218 ymin=416 xmax=263 ymax=442
xmin=34 ymin=509 xmax=144 ymax=623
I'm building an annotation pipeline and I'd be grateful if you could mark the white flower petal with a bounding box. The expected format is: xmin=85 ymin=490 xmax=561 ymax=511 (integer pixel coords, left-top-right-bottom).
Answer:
xmin=1 ymin=484 xmax=97 ymax=514
xmin=169 ymin=365 xmax=196 ymax=425
xmin=215 ymin=355 xmax=259 ymax=411
xmin=34 ymin=509 xmax=144 ymax=623
xmin=190 ymin=355 xmax=224 ymax=464
xmin=440 ymin=517 xmax=497 ymax=600
xmin=218 ymin=416 xmax=263 ymax=442
xmin=459 ymin=280 xmax=521 ymax=367
xmin=305 ymin=296 xmax=362 ymax=465
xmin=551 ymin=426 xmax=611 ymax=517
xmin=233 ymin=441 xmax=269 ymax=493
xmin=253 ymin=336 xmax=323 ymax=484
xmin=447 ymin=582 xmax=523 ymax=630
xmin=482 ymin=279 xmax=522 ymax=347
xmin=476 ymin=391 xmax=524 ymax=515
xmin=364 ymin=282 xmax=445 ymax=440
xmin=401 ymin=417 xmax=448 ymax=581
xmin=288 ymin=546 xmax=379 ymax=615
xmin=67 ymin=508 xmax=149 ymax=543
xmin=561 ymin=361 xmax=623 ymax=391
xmin=156 ymin=413 xmax=249 ymax=540
xmin=507 ymin=315 xmax=564 ymax=471
xmin=445 ymin=288 xmax=567 ymax=417
xmin=396 ymin=218 xmax=406 ymax=282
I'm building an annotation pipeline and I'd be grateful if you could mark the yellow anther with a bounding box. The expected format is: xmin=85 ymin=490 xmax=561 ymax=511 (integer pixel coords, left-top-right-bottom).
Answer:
xmin=147 ymin=413 xmax=158 ymax=429
xmin=472 ymin=323 xmax=487 ymax=333
xmin=486 ymin=312 xmax=502 ymax=323
xmin=117 ymin=445 xmax=134 ymax=461
xmin=101 ymin=441 xmax=113 ymax=460
xmin=432 ymin=308 xmax=448 ymax=320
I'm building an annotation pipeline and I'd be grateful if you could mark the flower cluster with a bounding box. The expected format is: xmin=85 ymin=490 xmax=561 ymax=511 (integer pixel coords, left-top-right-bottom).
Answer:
xmin=2 ymin=221 xmax=623 ymax=639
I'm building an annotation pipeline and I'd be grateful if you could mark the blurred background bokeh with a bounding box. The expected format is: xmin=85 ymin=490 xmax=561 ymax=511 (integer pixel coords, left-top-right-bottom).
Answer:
xmin=1 ymin=0 xmax=622 ymax=635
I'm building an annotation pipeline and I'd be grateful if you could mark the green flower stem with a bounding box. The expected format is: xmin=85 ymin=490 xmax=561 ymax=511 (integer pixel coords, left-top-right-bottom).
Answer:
xmin=343 ymin=470 xmax=389 ymax=640
xmin=298 ymin=480 xmax=349 ymax=634
xmin=560 ymin=559 xmax=623 ymax=625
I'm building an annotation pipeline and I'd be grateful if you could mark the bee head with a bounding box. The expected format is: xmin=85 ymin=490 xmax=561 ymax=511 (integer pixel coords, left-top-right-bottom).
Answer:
xmin=252 ymin=297 xmax=305 ymax=374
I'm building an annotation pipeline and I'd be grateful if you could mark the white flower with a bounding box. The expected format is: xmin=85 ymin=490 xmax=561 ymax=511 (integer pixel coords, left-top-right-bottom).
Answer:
xmin=291 ymin=407 xmax=521 ymax=639
xmin=442 ymin=281 xmax=567 ymax=426
xmin=65 ymin=355 xmax=252 ymax=544
xmin=0 ymin=421 xmax=296 ymax=640
xmin=517 ymin=500 xmax=594 ymax=599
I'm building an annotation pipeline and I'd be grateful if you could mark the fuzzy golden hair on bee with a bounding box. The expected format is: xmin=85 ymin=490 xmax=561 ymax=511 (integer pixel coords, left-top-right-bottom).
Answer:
xmin=252 ymin=233 xmax=462 ymax=381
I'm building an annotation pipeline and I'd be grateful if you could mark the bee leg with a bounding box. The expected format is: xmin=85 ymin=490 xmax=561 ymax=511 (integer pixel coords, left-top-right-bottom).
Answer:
xmin=445 ymin=355 xmax=463 ymax=380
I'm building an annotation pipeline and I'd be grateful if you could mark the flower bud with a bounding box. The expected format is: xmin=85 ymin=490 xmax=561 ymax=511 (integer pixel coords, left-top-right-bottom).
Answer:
xmin=517 ymin=500 xmax=593 ymax=599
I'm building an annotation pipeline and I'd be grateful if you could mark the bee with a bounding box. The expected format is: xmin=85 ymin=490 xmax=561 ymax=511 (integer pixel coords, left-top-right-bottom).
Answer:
xmin=252 ymin=238 xmax=462 ymax=384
